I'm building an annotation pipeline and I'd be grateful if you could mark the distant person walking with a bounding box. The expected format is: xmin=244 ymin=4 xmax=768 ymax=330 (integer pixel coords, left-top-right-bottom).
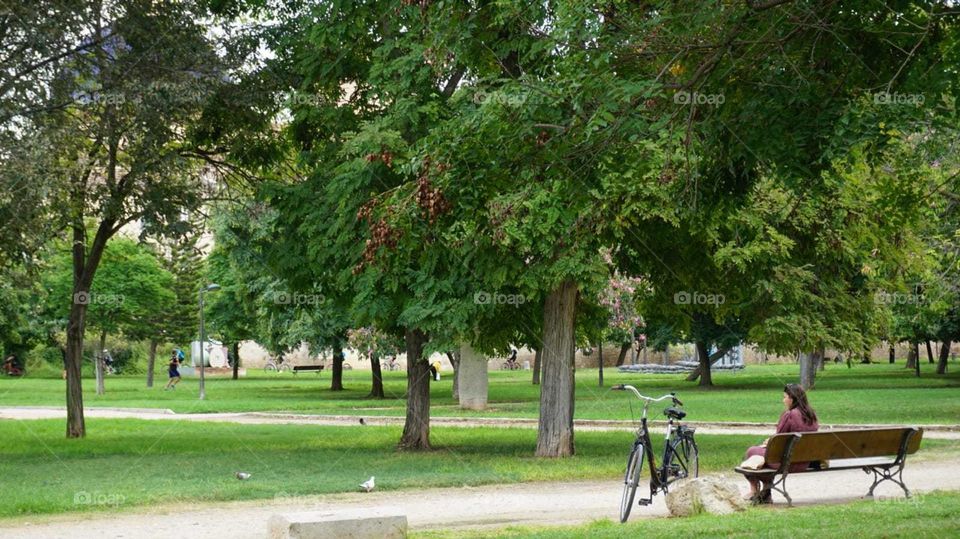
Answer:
xmin=164 ymin=351 xmax=182 ymax=390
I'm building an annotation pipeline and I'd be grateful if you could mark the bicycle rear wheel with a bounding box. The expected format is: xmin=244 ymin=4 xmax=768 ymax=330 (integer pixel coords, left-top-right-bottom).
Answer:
xmin=619 ymin=443 xmax=644 ymax=523
xmin=278 ymin=364 xmax=291 ymax=373
xmin=663 ymin=433 xmax=699 ymax=486
xmin=264 ymin=363 xmax=277 ymax=373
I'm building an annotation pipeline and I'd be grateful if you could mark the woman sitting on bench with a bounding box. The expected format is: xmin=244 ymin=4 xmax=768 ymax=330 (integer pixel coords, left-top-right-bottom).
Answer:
xmin=743 ymin=383 xmax=819 ymax=502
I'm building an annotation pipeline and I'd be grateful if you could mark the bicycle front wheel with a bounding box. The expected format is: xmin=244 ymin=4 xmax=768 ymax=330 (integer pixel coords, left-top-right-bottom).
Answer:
xmin=264 ymin=363 xmax=277 ymax=373
xmin=619 ymin=443 xmax=644 ymax=523
xmin=663 ymin=433 xmax=699 ymax=486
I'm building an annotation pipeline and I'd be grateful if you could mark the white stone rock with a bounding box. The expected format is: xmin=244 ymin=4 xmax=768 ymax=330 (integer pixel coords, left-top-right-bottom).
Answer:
xmin=665 ymin=476 xmax=747 ymax=517
xmin=268 ymin=510 xmax=407 ymax=539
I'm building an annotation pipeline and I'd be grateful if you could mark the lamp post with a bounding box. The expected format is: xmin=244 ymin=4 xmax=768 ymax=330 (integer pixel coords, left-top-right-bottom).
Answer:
xmin=198 ymin=283 xmax=221 ymax=400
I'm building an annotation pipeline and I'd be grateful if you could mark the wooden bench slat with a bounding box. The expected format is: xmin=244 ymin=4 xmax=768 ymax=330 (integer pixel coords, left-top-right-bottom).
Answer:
xmin=765 ymin=427 xmax=922 ymax=462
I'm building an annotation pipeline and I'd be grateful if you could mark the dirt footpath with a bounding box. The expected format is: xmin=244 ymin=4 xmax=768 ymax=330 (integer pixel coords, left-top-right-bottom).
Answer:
xmin=2 ymin=459 xmax=960 ymax=539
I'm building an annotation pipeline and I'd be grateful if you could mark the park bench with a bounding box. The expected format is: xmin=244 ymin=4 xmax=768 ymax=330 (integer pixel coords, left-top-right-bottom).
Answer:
xmin=292 ymin=365 xmax=324 ymax=375
xmin=734 ymin=427 xmax=923 ymax=506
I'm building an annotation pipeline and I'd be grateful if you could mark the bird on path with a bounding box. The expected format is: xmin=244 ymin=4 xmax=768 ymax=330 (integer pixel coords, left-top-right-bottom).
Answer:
xmin=235 ymin=472 xmax=251 ymax=480
xmin=359 ymin=476 xmax=375 ymax=492
xmin=359 ymin=417 xmax=366 ymax=425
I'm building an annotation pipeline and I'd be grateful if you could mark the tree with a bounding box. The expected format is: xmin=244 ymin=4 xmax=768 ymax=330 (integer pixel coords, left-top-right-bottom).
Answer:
xmin=9 ymin=1 xmax=258 ymax=437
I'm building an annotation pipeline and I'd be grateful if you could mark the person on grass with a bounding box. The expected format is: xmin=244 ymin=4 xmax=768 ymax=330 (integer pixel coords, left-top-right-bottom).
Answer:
xmin=743 ymin=383 xmax=819 ymax=502
xmin=164 ymin=351 xmax=181 ymax=390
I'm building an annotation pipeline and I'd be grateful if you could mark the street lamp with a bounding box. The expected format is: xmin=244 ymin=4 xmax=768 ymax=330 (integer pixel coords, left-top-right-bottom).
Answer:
xmin=198 ymin=283 xmax=221 ymax=400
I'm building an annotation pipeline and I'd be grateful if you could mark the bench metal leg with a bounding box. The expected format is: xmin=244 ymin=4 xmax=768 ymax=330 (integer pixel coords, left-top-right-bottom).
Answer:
xmin=864 ymin=465 xmax=910 ymax=498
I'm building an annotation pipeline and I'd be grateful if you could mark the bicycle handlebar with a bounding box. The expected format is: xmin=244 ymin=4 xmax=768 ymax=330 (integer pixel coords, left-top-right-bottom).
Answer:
xmin=612 ymin=384 xmax=681 ymax=406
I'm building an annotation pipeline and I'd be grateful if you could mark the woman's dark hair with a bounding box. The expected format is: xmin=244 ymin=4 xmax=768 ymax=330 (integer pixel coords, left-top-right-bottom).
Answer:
xmin=784 ymin=383 xmax=818 ymax=424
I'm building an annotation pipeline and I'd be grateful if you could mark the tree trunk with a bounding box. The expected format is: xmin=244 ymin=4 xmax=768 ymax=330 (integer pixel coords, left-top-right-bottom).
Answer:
xmin=65 ymin=302 xmax=87 ymax=438
xmin=889 ymin=343 xmax=896 ymax=364
xmin=799 ymin=350 xmax=819 ymax=390
xmin=694 ymin=340 xmax=712 ymax=387
xmin=146 ymin=339 xmax=158 ymax=387
xmin=914 ymin=342 xmax=921 ymax=377
xmin=926 ymin=340 xmax=935 ymax=364
xmin=818 ymin=351 xmax=826 ymax=371
xmin=661 ymin=343 xmax=667 ymax=365
xmin=65 ymin=217 xmax=115 ymax=438
xmin=616 ymin=342 xmax=629 ymax=366
xmin=369 ymin=352 xmax=385 ymax=398
xmin=860 ymin=345 xmax=871 ymax=364
xmin=937 ymin=340 xmax=951 ymax=375
xmin=532 ymin=347 xmax=542 ymax=385
xmin=330 ymin=342 xmax=344 ymax=391
xmin=535 ymin=280 xmax=578 ymax=458
xmin=231 ymin=342 xmax=240 ymax=380
xmin=906 ymin=343 xmax=917 ymax=370
xmin=447 ymin=350 xmax=461 ymax=400
xmin=685 ymin=347 xmax=730 ymax=382
xmin=399 ymin=328 xmax=430 ymax=450
xmin=598 ymin=342 xmax=604 ymax=387
xmin=96 ymin=329 xmax=107 ymax=395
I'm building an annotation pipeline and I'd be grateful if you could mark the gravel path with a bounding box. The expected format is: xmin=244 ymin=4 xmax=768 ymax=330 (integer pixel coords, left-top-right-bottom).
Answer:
xmin=2 ymin=459 xmax=960 ymax=539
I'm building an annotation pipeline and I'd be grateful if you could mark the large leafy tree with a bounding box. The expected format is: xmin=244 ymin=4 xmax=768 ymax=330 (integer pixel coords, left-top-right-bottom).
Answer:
xmin=2 ymin=0 xmax=259 ymax=437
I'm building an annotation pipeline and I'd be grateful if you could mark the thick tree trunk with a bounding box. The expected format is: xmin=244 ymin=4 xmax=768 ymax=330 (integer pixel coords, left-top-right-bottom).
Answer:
xmin=146 ymin=339 xmax=158 ymax=387
xmin=96 ymin=329 xmax=106 ymax=395
xmin=905 ymin=343 xmax=917 ymax=370
xmin=331 ymin=342 xmax=344 ymax=391
xmin=694 ymin=340 xmax=712 ymax=387
xmin=369 ymin=352 xmax=385 ymax=398
xmin=535 ymin=280 xmax=578 ymax=458
xmin=889 ymin=343 xmax=896 ymax=364
xmin=799 ymin=349 xmax=820 ymax=390
xmin=914 ymin=342 xmax=921 ymax=377
xmin=598 ymin=341 xmax=604 ymax=387
xmin=926 ymin=340 xmax=935 ymax=364
xmin=447 ymin=350 xmax=461 ymax=400
xmin=532 ymin=347 xmax=542 ymax=385
xmin=937 ymin=340 xmax=951 ymax=375
xmin=231 ymin=342 xmax=240 ymax=380
xmin=685 ymin=347 xmax=730 ymax=382
xmin=616 ymin=342 xmax=629 ymax=366
xmin=399 ymin=328 xmax=430 ymax=450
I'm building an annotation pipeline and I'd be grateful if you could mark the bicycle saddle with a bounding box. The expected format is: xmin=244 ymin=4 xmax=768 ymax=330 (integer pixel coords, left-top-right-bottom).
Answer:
xmin=663 ymin=407 xmax=686 ymax=420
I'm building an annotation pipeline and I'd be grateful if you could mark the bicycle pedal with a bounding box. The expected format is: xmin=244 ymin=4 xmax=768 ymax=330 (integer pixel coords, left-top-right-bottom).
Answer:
xmin=637 ymin=498 xmax=652 ymax=506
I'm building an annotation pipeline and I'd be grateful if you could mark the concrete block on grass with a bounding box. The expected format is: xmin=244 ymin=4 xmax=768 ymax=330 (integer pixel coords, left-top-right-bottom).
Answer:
xmin=268 ymin=510 xmax=407 ymax=539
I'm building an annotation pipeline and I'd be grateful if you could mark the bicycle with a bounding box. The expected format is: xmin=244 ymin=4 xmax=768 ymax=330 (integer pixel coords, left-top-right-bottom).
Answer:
xmin=264 ymin=356 xmax=291 ymax=373
xmin=611 ymin=384 xmax=699 ymax=522
xmin=501 ymin=357 xmax=520 ymax=370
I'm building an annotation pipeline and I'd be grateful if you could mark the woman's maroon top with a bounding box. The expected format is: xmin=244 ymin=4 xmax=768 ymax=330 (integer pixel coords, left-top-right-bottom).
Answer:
xmin=773 ymin=407 xmax=819 ymax=471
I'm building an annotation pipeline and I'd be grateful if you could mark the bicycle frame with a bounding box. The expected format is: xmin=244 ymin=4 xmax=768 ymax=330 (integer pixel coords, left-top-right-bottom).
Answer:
xmin=619 ymin=386 xmax=683 ymax=495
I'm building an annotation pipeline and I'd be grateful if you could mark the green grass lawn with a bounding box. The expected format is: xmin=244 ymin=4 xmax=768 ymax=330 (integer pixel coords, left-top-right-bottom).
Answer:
xmin=0 ymin=418 xmax=957 ymax=521
xmin=417 ymin=490 xmax=960 ymax=538
xmin=1 ymin=362 xmax=958 ymax=425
